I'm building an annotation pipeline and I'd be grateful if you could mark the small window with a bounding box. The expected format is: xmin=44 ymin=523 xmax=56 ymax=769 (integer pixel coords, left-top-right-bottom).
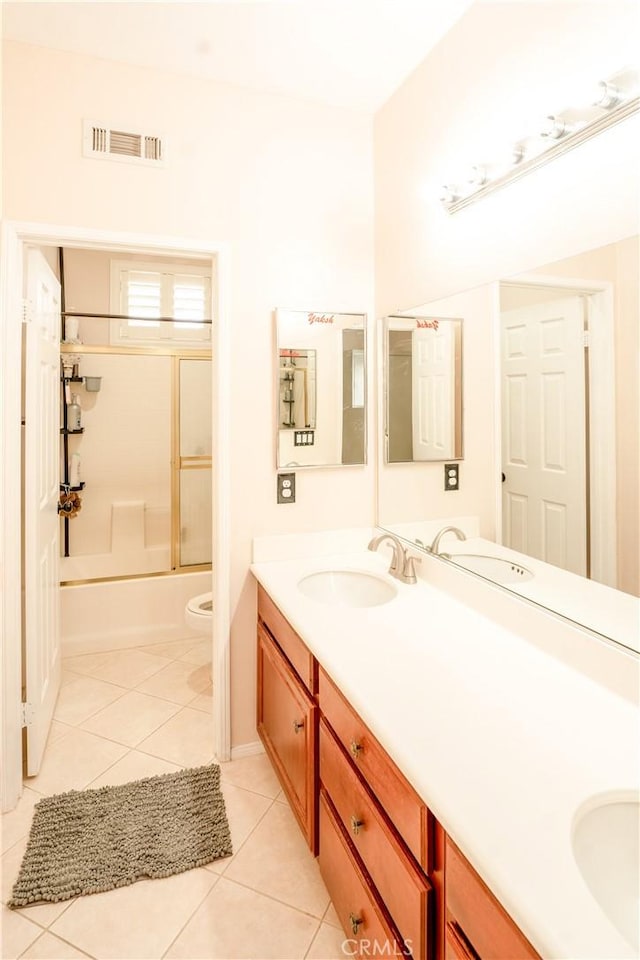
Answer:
xmin=110 ymin=260 xmax=212 ymax=345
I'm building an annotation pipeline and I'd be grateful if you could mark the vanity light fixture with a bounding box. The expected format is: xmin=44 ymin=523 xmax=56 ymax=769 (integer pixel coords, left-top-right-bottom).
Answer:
xmin=440 ymin=67 xmax=639 ymax=214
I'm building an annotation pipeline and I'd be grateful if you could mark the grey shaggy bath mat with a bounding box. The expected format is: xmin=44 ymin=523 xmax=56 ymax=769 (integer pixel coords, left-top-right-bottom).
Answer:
xmin=9 ymin=763 xmax=232 ymax=908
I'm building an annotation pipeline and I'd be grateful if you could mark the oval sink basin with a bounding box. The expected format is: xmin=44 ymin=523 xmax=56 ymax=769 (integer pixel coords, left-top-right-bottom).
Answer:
xmin=572 ymin=797 xmax=639 ymax=950
xmin=442 ymin=553 xmax=534 ymax=584
xmin=297 ymin=570 xmax=397 ymax=608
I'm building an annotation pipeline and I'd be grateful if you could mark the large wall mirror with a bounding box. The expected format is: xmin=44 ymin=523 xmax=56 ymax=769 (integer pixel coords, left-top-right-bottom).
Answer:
xmin=378 ymin=235 xmax=639 ymax=652
xmin=276 ymin=309 xmax=366 ymax=468
xmin=385 ymin=315 xmax=462 ymax=462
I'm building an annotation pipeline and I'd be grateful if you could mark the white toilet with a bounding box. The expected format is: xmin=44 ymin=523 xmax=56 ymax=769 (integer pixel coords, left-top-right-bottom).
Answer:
xmin=185 ymin=592 xmax=213 ymax=634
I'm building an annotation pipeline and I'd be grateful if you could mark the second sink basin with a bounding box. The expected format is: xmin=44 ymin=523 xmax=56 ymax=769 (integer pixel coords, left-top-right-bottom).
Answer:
xmin=572 ymin=795 xmax=639 ymax=950
xmin=442 ymin=553 xmax=534 ymax=584
xmin=297 ymin=570 xmax=397 ymax=608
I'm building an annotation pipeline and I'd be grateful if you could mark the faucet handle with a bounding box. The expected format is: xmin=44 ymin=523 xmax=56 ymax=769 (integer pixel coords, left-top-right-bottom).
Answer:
xmin=402 ymin=553 xmax=421 ymax=584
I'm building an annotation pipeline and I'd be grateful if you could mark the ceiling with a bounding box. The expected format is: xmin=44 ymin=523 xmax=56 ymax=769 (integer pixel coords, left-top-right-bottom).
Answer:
xmin=1 ymin=0 xmax=475 ymax=112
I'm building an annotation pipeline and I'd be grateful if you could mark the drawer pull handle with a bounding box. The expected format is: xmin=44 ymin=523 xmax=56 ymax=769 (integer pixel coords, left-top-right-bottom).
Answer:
xmin=349 ymin=913 xmax=363 ymax=935
xmin=350 ymin=740 xmax=363 ymax=759
xmin=350 ymin=815 xmax=364 ymax=836
xmin=293 ymin=719 xmax=305 ymax=733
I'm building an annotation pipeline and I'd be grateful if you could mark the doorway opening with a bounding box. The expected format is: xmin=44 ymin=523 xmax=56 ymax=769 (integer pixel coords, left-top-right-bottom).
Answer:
xmin=1 ymin=223 xmax=231 ymax=813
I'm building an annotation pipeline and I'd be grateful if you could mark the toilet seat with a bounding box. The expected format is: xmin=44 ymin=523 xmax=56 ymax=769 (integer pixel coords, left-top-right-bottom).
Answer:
xmin=185 ymin=592 xmax=213 ymax=632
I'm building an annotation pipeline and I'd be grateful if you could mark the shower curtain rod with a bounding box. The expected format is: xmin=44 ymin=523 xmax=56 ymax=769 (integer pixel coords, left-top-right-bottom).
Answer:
xmin=62 ymin=311 xmax=213 ymax=325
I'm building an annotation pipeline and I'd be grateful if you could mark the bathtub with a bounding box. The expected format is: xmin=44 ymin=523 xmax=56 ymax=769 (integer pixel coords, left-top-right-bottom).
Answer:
xmin=60 ymin=571 xmax=211 ymax=657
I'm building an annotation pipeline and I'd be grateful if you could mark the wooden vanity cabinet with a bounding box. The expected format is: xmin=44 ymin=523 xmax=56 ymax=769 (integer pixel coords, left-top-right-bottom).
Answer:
xmin=255 ymin=586 xmax=543 ymax=960
xmin=256 ymin=591 xmax=317 ymax=851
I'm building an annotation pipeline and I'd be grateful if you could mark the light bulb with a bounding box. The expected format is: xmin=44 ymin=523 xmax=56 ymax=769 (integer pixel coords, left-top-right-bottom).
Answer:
xmin=468 ymin=165 xmax=487 ymax=187
xmin=439 ymin=185 xmax=459 ymax=205
xmin=593 ymin=80 xmax=620 ymax=109
xmin=540 ymin=115 xmax=567 ymax=140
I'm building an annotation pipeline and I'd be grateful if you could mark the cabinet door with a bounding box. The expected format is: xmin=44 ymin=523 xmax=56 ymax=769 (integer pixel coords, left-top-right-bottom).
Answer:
xmin=257 ymin=623 xmax=317 ymax=850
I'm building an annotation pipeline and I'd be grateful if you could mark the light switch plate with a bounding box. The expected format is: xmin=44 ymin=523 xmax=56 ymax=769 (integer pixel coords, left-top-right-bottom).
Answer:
xmin=277 ymin=472 xmax=296 ymax=504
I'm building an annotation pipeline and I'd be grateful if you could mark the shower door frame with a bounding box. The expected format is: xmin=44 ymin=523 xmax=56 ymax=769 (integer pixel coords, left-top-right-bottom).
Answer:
xmin=1 ymin=222 xmax=231 ymax=811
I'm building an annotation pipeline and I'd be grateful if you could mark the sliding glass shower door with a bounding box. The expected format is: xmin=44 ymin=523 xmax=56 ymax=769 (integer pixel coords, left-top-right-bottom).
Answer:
xmin=176 ymin=358 xmax=212 ymax=569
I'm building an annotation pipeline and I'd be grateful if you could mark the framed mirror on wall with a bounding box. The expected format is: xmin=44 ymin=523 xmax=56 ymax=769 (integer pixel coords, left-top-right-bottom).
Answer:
xmin=385 ymin=315 xmax=462 ymax=463
xmin=275 ymin=309 xmax=367 ymax=468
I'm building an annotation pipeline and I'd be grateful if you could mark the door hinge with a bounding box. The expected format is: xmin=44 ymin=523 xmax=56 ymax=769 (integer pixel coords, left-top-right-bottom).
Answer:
xmin=21 ymin=702 xmax=34 ymax=727
xmin=583 ymin=330 xmax=591 ymax=348
xmin=22 ymin=298 xmax=31 ymax=324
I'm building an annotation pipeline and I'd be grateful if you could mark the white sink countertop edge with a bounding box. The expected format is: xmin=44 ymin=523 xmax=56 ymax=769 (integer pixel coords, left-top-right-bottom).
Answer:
xmin=251 ymin=549 xmax=640 ymax=960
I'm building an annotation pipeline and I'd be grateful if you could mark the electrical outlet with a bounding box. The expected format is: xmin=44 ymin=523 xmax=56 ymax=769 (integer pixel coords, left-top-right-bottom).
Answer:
xmin=277 ymin=472 xmax=296 ymax=504
xmin=444 ymin=463 xmax=459 ymax=491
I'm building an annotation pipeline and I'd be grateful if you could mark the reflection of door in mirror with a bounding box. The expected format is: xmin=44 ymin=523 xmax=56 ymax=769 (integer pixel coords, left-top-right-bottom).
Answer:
xmin=501 ymin=295 xmax=587 ymax=577
xmin=499 ymin=234 xmax=639 ymax=596
xmin=386 ymin=316 xmax=462 ymax=462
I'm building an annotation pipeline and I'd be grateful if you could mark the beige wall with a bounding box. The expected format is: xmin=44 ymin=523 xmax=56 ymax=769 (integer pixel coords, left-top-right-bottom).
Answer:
xmin=374 ymin=0 xmax=639 ymax=567
xmin=374 ymin=1 xmax=639 ymax=310
xmin=3 ymin=40 xmax=375 ymax=748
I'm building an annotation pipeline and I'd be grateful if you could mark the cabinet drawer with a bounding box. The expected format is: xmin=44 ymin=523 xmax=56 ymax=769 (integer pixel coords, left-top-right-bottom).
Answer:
xmin=445 ymin=839 xmax=541 ymax=960
xmin=258 ymin=585 xmax=316 ymax=694
xmin=318 ymin=791 xmax=405 ymax=957
xmin=320 ymin=720 xmax=430 ymax=960
xmin=319 ymin=667 xmax=430 ymax=870
xmin=257 ymin=624 xmax=317 ymax=850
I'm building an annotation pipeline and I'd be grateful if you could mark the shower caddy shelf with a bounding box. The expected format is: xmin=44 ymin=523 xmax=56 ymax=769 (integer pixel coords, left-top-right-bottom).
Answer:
xmin=59 ymin=370 xmax=86 ymax=556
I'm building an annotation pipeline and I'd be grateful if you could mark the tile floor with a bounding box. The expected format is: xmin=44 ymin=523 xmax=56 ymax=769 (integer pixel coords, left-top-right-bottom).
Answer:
xmin=1 ymin=636 xmax=346 ymax=960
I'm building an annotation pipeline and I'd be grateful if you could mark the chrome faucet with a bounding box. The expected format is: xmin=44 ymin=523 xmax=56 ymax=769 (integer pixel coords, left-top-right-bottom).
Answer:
xmin=367 ymin=533 xmax=421 ymax=584
xmin=428 ymin=526 xmax=467 ymax=555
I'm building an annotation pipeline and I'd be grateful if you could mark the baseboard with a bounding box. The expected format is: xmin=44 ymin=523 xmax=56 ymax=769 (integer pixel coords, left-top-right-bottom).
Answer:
xmin=229 ymin=741 xmax=265 ymax=760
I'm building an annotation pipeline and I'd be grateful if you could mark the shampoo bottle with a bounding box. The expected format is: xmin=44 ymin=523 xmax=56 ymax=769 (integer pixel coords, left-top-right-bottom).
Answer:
xmin=67 ymin=394 xmax=82 ymax=431
xmin=69 ymin=453 xmax=81 ymax=489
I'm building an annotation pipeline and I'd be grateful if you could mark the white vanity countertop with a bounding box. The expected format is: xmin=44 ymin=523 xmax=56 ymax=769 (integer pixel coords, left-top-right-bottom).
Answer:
xmin=251 ymin=547 xmax=640 ymax=960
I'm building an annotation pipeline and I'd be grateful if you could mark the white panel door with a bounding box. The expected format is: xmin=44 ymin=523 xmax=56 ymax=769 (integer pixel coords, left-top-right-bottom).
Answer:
xmin=412 ymin=322 xmax=455 ymax=460
xmin=24 ymin=249 xmax=61 ymax=775
xmin=501 ymin=296 xmax=587 ymax=575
